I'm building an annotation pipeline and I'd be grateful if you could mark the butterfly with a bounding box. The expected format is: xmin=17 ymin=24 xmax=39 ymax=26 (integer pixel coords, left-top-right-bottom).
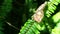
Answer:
xmin=32 ymin=1 xmax=47 ymax=23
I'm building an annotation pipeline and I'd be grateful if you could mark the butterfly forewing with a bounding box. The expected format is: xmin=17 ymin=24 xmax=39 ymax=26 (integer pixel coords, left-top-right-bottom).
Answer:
xmin=32 ymin=1 xmax=47 ymax=23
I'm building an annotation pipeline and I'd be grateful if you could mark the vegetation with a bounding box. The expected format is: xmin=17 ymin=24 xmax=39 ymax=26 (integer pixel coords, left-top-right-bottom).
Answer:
xmin=0 ymin=0 xmax=60 ymax=34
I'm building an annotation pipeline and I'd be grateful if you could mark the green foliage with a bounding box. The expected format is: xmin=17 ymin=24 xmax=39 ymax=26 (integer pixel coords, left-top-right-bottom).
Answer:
xmin=19 ymin=19 xmax=46 ymax=34
xmin=19 ymin=0 xmax=60 ymax=34
xmin=0 ymin=0 xmax=12 ymax=17
xmin=52 ymin=12 xmax=60 ymax=23
xmin=0 ymin=0 xmax=12 ymax=34
xmin=45 ymin=0 xmax=60 ymax=17
xmin=51 ymin=12 xmax=60 ymax=34
xmin=0 ymin=0 xmax=60 ymax=34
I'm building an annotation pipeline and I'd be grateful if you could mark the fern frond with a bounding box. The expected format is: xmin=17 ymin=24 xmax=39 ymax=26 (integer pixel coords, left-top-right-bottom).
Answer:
xmin=19 ymin=0 xmax=60 ymax=34
xmin=45 ymin=0 xmax=60 ymax=17
xmin=19 ymin=19 xmax=45 ymax=34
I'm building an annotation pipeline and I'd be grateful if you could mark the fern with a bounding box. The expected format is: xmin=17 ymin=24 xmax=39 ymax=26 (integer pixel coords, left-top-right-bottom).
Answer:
xmin=45 ymin=0 xmax=60 ymax=17
xmin=19 ymin=0 xmax=60 ymax=34
xmin=19 ymin=19 xmax=45 ymax=34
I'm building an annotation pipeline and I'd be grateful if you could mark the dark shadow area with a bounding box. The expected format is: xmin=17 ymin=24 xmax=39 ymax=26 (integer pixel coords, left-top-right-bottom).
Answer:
xmin=4 ymin=0 xmax=25 ymax=34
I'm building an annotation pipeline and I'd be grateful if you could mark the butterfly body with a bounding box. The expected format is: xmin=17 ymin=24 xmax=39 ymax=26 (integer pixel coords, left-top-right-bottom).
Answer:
xmin=32 ymin=1 xmax=47 ymax=23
